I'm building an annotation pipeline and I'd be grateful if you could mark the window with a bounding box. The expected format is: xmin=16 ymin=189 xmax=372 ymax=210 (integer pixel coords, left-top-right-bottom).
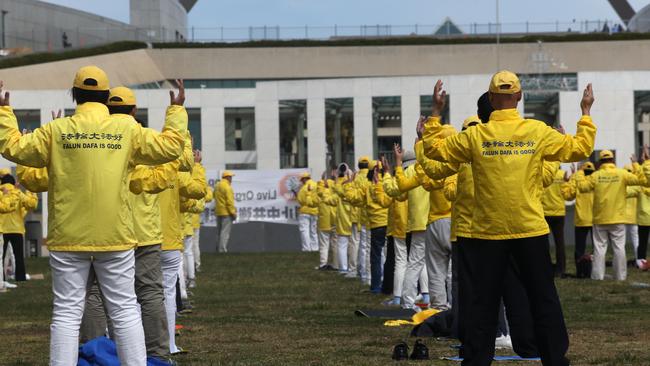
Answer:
xmin=14 ymin=109 xmax=40 ymax=131
xmin=226 ymin=163 xmax=257 ymax=170
xmin=225 ymin=107 xmax=256 ymax=151
xmin=635 ymin=91 xmax=650 ymax=158
xmin=279 ymin=100 xmax=308 ymax=168
xmin=325 ymin=98 xmax=354 ymax=168
xmin=420 ymin=94 xmax=450 ymax=123
xmin=372 ymin=96 xmax=401 ymax=160
xmin=187 ymin=108 xmax=202 ymax=150
xmin=524 ymin=92 xmax=559 ymax=127
xmin=181 ymin=79 xmax=257 ymax=89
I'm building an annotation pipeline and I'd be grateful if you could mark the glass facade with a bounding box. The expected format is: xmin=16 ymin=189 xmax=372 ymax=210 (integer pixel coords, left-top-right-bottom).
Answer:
xmin=279 ymin=100 xmax=308 ymax=168
xmin=187 ymin=108 xmax=202 ymax=150
xmin=420 ymin=94 xmax=450 ymax=123
xmin=635 ymin=91 xmax=650 ymax=158
xmin=524 ymin=92 xmax=559 ymax=127
xmin=225 ymin=107 xmax=256 ymax=151
xmin=14 ymin=109 xmax=40 ymax=131
xmin=372 ymin=96 xmax=401 ymax=160
xmin=325 ymin=98 xmax=354 ymax=169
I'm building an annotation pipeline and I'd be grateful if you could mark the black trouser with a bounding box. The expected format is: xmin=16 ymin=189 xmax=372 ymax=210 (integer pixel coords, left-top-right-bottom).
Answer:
xmin=545 ymin=216 xmax=566 ymax=275
xmin=369 ymin=226 xmax=387 ymax=292
xmin=574 ymin=226 xmax=592 ymax=263
xmin=638 ymin=225 xmax=650 ymax=260
xmin=3 ymin=233 xmax=26 ymax=281
xmin=382 ymin=236 xmax=395 ymax=295
xmin=501 ymin=258 xmax=539 ymax=358
xmin=460 ymin=235 xmax=569 ymax=366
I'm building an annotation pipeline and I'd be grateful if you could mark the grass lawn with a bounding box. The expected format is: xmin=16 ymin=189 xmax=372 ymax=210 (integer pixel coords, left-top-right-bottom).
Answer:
xmin=0 ymin=251 xmax=649 ymax=365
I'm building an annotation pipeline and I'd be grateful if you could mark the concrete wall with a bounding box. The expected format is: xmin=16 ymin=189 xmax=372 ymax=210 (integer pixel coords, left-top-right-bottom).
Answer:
xmin=130 ymin=0 xmax=189 ymax=41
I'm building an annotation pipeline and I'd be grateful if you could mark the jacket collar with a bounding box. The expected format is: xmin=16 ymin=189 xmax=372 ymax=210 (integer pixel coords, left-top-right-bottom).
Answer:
xmin=74 ymin=102 xmax=109 ymax=116
xmin=490 ymin=109 xmax=522 ymax=122
xmin=599 ymin=163 xmax=616 ymax=170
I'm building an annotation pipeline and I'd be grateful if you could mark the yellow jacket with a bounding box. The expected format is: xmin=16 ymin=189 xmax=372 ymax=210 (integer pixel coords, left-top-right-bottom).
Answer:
xmin=297 ymin=179 xmax=319 ymax=216
xmin=542 ymin=167 xmax=572 ymax=217
xmin=0 ymin=189 xmax=19 ymax=218
xmin=331 ymin=177 xmax=355 ymax=236
xmin=625 ymin=187 xmax=638 ymax=225
xmin=346 ymin=178 xmax=388 ymax=229
xmin=577 ymin=162 xmax=650 ymax=226
xmin=0 ymin=103 xmax=187 ymax=251
xmin=353 ymin=169 xmax=370 ymax=226
xmin=631 ymin=186 xmax=650 ymax=226
xmin=216 ymin=179 xmax=236 ymax=217
xmin=392 ymin=165 xmax=431 ymax=232
xmin=16 ymin=166 xmax=49 ymax=193
xmin=317 ymin=180 xmax=338 ymax=232
xmin=375 ymin=176 xmax=408 ymax=239
xmin=0 ymin=185 xmax=37 ymax=234
xmin=423 ymin=110 xmax=596 ymax=240
xmin=443 ymin=163 xmax=474 ymax=241
xmin=565 ymin=170 xmax=594 ymax=227
xmin=192 ymin=186 xmax=213 ymax=229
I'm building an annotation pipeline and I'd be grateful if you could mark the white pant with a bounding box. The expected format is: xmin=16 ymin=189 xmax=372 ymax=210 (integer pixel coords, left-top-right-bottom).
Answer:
xmin=393 ymin=237 xmax=408 ymax=298
xmin=426 ymin=218 xmax=452 ymax=309
xmin=348 ymin=224 xmax=360 ymax=273
xmin=217 ymin=216 xmax=233 ymax=253
xmin=49 ymin=250 xmax=145 ymax=366
xmin=161 ymin=250 xmax=182 ymax=353
xmin=318 ymin=230 xmax=331 ymax=267
xmin=337 ymin=235 xmax=350 ymax=272
xmin=183 ymin=235 xmax=196 ymax=282
xmin=626 ymin=224 xmax=639 ymax=258
xmin=357 ymin=225 xmax=370 ymax=281
xmin=592 ymin=224 xmax=627 ymax=281
xmin=192 ymin=228 xmax=201 ymax=270
xmin=298 ymin=214 xmax=318 ymax=252
xmin=401 ymin=231 xmax=430 ymax=308
xmin=329 ymin=227 xmax=339 ymax=269
xmin=4 ymin=241 xmax=15 ymax=279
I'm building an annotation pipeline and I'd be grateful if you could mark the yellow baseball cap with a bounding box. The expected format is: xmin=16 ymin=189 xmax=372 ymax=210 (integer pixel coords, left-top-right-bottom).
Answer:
xmin=368 ymin=160 xmax=377 ymax=170
xmin=222 ymin=170 xmax=234 ymax=178
xmin=581 ymin=162 xmax=595 ymax=171
xmin=462 ymin=115 xmax=481 ymax=130
xmin=107 ymin=86 xmax=136 ymax=106
xmin=300 ymin=172 xmax=311 ymax=179
xmin=358 ymin=156 xmax=370 ymax=164
xmin=599 ymin=150 xmax=614 ymax=160
xmin=73 ymin=66 xmax=109 ymax=91
xmin=489 ymin=70 xmax=521 ymax=95
xmin=0 ymin=168 xmax=10 ymax=177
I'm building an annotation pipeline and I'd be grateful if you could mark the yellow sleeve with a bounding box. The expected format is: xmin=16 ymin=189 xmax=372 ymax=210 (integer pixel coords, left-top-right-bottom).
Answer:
xmin=0 ymin=107 xmax=51 ymax=168
xmin=563 ymin=174 xmax=577 ymax=201
xmin=422 ymin=116 xmax=473 ymax=164
xmin=205 ymin=186 xmax=214 ymax=202
xmin=372 ymin=181 xmax=393 ymax=208
xmin=180 ymin=198 xmax=205 ymax=213
xmin=226 ymin=184 xmax=236 ymax=216
xmin=542 ymin=162 xmax=561 ymax=188
xmin=306 ymin=182 xmax=320 ymax=207
xmin=297 ymin=185 xmax=310 ymax=206
xmin=16 ymin=165 xmax=49 ymax=193
xmin=20 ymin=191 xmax=38 ymax=211
xmin=627 ymin=186 xmax=641 ymax=198
xmin=443 ymin=174 xmax=458 ymax=202
xmin=382 ymin=173 xmax=402 ymax=198
xmin=318 ymin=184 xmax=338 ymax=206
xmin=542 ymin=116 xmax=596 ymax=162
xmin=342 ymin=183 xmax=366 ymax=206
xmin=394 ymin=166 xmax=421 ymax=192
xmin=415 ymin=140 xmax=459 ymax=180
xmin=129 ymin=161 xmax=179 ymax=194
xmin=178 ymin=131 xmax=194 ymax=173
xmin=131 ymin=105 xmax=187 ymax=166
xmin=178 ymin=166 xmax=207 ymax=199
xmin=0 ymin=191 xmax=19 ymax=213
xmin=576 ymin=173 xmax=595 ymax=193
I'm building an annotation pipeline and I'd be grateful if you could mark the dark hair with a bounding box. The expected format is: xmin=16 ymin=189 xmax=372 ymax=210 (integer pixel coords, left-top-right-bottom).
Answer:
xmin=337 ymin=164 xmax=347 ymax=177
xmin=108 ymin=105 xmax=136 ymax=116
xmin=477 ymin=92 xmax=494 ymax=124
xmin=71 ymin=87 xmax=109 ymax=105
xmin=358 ymin=162 xmax=369 ymax=169
xmin=1 ymin=174 xmax=16 ymax=186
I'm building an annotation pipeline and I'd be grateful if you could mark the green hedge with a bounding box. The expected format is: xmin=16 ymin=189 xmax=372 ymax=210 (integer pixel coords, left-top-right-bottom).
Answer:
xmin=0 ymin=41 xmax=148 ymax=70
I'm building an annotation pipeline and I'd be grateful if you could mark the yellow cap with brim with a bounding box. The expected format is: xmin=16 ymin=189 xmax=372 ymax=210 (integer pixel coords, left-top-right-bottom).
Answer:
xmin=358 ymin=156 xmax=370 ymax=164
xmin=222 ymin=170 xmax=234 ymax=178
xmin=107 ymin=86 xmax=136 ymax=106
xmin=462 ymin=115 xmax=481 ymax=130
xmin=73 ymin=66 xmax=109 ymax=91
xmin=489 ymin=70 xmax=521 ymax=95
xmin=599 ymin=150 xmax=614 ymax=160
xmin=581 ymin=162 xmax=595 ymax=171
xmin=300 ymin=172 xmax=311 ymax=179
xmin=0 ymin=168 xmax=10 ymax=177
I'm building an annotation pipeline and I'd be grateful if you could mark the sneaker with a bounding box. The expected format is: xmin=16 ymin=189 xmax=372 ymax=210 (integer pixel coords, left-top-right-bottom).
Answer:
xmin=410 ymin=339 xmax=430 ymax=360
xmin=171 ymin=347 xmax=188 ymax=355
xmin=188 ymin=279 xmax=196 ymax=289
xmin=495 ymin=335 xmax=513 ymax=350
xmin=391 ymin=342 xmax=409 ymax=361
xmin=3 ymin=282 xmax=17 ymax=289
xmin=382 ymin=297 xmax=401 ymax=307
xmin=25 ymin=274 xmax=31 ymax=280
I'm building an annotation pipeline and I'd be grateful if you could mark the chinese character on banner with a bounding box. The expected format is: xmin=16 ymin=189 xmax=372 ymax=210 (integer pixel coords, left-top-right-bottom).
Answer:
xmin=267 ymin=206 xmax=281 ymax=219
xmin=252 ymin=207 xmax=266 ymax=219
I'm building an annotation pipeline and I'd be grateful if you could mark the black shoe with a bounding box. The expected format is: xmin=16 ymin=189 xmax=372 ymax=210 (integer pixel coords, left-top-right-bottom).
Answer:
xmin=410 ymin=339 xmax=430 ymax=360
xmin=392 ymin=342 xmax=409 ymax=361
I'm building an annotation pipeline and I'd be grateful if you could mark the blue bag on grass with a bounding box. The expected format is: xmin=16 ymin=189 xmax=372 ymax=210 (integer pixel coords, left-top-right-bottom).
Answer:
xmin=78 ymin=337 xmax=172 ymax=366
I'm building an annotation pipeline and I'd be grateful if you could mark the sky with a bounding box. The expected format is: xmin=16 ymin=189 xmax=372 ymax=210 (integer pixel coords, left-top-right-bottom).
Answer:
xmin=41 ymin=0 xmax=649 ymax=28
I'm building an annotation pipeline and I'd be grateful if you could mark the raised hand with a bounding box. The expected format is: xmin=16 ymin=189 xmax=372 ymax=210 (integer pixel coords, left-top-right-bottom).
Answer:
xmin=372 ymin=166 xmax=379 ymax=184
xmin=555 ymin=124 xmax=565 ymax=135
xmin=381 ymin=155 xmax=391 ymax=174
xmin=631 ymin=154 xmax=638 ymax=164
xmin=570 ymin=163 xmax=576 ymax=174
xmin=416 ymin=115 xmax=427 ymax=139
xmin=169 ymin=79 xmax=185 ymax=106
xmin=193 ymin=149 xmax=202 ymax=163
xmin=51 ymin=109 xmax=62 ymax=120
xmin=393 ymin=143 xmax=403 ymax=167
xmin=0 ymin=81 xmax=10 ymax=106
xmin=431 ymin=79 xmax=447 ymax=117
xmin=580 ymin=83 xmax=594 ymax=116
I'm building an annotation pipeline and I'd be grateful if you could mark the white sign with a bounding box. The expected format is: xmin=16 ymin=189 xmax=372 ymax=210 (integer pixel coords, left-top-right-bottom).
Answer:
xmin=203 ymin=169 xmax=308 ymax=226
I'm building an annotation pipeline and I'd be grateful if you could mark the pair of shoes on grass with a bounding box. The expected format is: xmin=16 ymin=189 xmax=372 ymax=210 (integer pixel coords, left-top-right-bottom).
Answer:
xmin=392 ymin=339 xmax=429 ymax=361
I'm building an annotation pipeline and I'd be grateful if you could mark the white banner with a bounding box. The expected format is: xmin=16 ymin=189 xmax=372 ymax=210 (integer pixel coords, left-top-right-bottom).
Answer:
xmin=203 ymin=169 xmax=308 ymax=226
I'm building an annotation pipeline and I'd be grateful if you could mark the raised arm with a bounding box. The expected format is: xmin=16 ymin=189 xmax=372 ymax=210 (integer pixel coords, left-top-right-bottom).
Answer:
xmin=129 ymin=160 xmax=179 ymax=194
xmin=16 ymin=165 xmax=49 ymax=193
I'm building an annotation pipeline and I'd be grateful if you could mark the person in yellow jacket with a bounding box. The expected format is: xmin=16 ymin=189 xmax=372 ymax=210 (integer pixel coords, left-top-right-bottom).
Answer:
xmin=216 ymin=170 xmax=236 ymax=253
xmin=564 ymin=161 xmax=595 ymax=276
xmin=0 ymin=174 xmax=37 ymax=283
xmin=541 ymin=162 xmax=573 ymax=277
xmin=421 ymin=73 xmax=596 ymax=365
xmin=297 ymin=172 xmax=319 ymax=252
xmin=629 ymin=149 xmax=650 ymax=269
xmin=350 ymin=157 xmax=370 ymax=281
xmin=330 ymin=163 xmax=356 ymax=273
xmin=316 ymin=175 xmax=338 ymax=270
xmin=577 ymin=150 xmax=650 ymax=281
xmin=0 ymin=186 xmax=19 ymax=293
xmin=0 ymin=67 xmax=188 ymax=365
xmin=181 ymin=154 xmax=207 ymax=292
xmin=624 ymin=164 xmax=640 ymax=259
xmin=192 ymin=184 xmax=212 ymax=274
